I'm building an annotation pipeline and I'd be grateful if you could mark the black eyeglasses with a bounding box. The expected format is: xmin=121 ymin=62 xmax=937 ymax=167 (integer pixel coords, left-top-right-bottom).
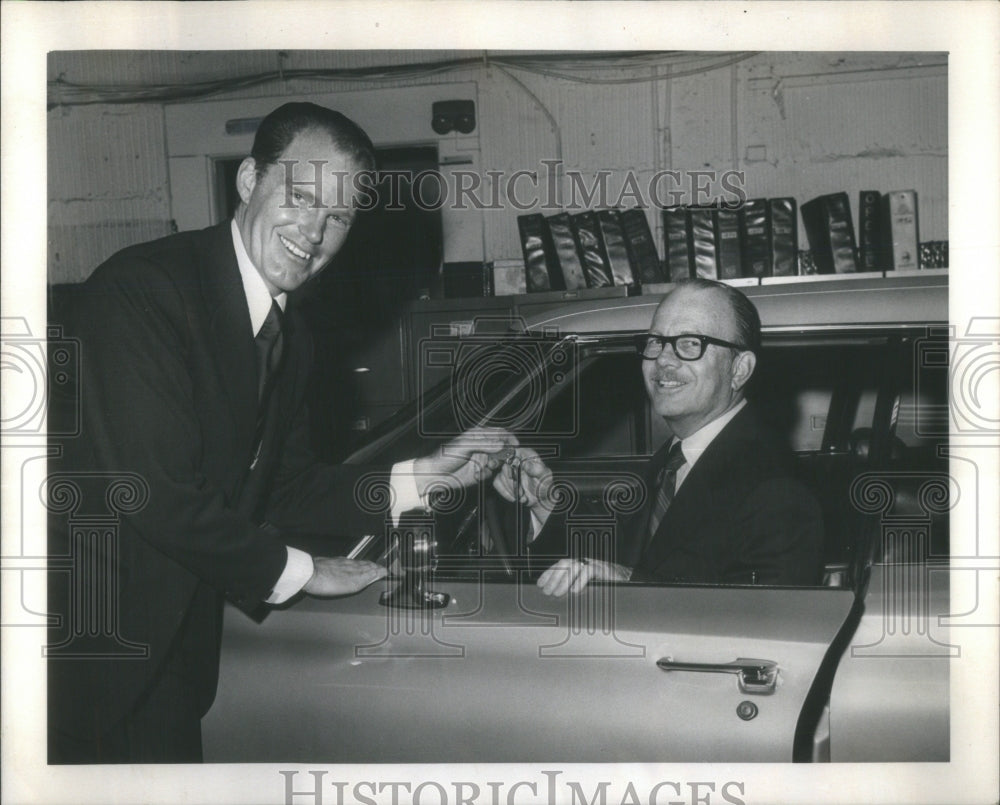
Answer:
xmin=634 ymin=333 xmax=747 ymax=361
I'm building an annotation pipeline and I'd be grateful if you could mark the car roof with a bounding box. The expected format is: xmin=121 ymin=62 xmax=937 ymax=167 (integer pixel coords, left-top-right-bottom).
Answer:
xmin=521 ymin=274 xmax=947 ymax=336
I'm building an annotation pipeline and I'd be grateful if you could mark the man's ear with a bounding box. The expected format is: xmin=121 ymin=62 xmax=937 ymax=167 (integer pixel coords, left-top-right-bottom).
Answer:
xmin=235 ymin=157 xmax=260 ymax=205
xmin=730 ymin=350 xmax=756 ymax=392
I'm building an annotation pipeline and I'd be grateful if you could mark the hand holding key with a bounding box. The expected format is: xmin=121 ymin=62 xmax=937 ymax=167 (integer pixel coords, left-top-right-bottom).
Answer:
xmin=493 ymin=446 xmax=555 ymax=519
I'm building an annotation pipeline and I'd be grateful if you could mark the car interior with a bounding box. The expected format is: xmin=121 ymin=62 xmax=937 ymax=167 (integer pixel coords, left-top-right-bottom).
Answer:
xmin=349 ymin=326 xmax=950 ymax=592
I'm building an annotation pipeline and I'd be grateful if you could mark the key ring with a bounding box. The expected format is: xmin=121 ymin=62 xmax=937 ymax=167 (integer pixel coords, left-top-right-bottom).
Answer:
xmin=496 ymin=446 xmax=521 ymax=468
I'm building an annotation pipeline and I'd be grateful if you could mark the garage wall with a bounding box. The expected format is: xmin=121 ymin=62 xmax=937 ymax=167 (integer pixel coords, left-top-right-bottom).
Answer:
xmin=47 ymin=50 xmax=947 ymax=284
xmin=48 ymin=104 xmax=174 ymax=283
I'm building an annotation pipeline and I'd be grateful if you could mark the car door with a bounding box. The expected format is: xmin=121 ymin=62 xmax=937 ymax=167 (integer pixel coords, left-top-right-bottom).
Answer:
xmin=204 ymin=573 xmax=855 ymax=762
xmin=203 ymin=333 xmax=860 ymax=763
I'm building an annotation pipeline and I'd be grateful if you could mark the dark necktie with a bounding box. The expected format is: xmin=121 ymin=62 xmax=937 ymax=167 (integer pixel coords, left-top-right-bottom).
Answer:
xmin=254 ymin=300 xmax=284 ymax=404
xmin=249 ymin=301 xmax=284 ymax=471
xmin=644 ymin=441 xmax=686 ymax=548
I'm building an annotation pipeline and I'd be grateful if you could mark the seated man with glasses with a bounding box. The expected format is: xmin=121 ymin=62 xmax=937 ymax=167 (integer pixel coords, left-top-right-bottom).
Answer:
xmin=496 ymin=277 xmax=824 ymax=595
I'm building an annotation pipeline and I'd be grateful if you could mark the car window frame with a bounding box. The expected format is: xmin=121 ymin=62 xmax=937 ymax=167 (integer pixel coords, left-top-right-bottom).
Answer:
xmin=346 ymin=324 xmax=948 ymax=596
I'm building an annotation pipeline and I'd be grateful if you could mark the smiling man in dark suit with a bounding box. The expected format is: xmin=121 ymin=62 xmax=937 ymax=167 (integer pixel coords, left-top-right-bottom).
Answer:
xmin=498 ymin=278 xmax=823 ymax=595
xmin=47 ymin=103 xmax=514 ymax=763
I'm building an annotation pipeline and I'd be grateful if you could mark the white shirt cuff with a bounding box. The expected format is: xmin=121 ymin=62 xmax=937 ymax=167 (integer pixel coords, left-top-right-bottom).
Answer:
xmin=528 ymin=508 xmax=549 ymax=542
xmin=390 ymin=459 xmax=428 ymax=524
xmin=268 ymin=460 xmax=419 ymax=604
xmin=265 ymin=546 xmax=314 ymax=604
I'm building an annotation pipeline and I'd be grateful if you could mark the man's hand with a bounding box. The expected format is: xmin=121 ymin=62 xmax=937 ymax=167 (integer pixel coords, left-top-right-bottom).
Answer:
xmin=412 ymin=427 xmax=518 ymax=497
xmin=493 ymin=446 xmax=555 ymax=520
xmin=537 ymin=558 xmax=632 ymax=597
xmin=302 ymin=557 xmax=387 ymax=597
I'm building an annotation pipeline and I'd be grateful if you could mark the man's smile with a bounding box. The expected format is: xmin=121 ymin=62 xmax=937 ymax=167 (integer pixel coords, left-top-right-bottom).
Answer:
xmin=279 ymin=234 xmax=311 ymax=261
xmin=652 ymin=376 xmax=687 ymax=390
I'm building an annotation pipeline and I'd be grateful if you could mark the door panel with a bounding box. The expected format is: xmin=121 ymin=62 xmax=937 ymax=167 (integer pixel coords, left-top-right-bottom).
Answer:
xmin=829 ymin=562 xmax=950 ymax=761
xmin=204 ymin=578 xmax=854 ymax=762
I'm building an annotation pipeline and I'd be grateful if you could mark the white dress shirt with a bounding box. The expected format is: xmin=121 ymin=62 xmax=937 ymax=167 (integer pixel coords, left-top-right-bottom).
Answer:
xmin=670 ymin=398 xmax=747 ymax=493
xmin=231 ymin=221 xmax=422 ymax=604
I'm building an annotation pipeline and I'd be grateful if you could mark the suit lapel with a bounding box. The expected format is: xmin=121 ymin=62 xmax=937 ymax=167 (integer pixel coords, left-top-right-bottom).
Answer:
xmin=643 ymin=406 xmax=755 ymax=558
xmin=199 ymin=224 xmax=258 ymax=450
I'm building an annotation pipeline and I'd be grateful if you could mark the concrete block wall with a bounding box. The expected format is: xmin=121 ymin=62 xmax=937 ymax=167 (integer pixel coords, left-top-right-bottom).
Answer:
xmin=47 ymin=50 xmax=947 ymax=284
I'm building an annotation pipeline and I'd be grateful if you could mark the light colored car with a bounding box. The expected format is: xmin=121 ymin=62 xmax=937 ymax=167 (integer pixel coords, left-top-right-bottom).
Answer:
xmin=204 ymin=274 xmax=950 ymax=763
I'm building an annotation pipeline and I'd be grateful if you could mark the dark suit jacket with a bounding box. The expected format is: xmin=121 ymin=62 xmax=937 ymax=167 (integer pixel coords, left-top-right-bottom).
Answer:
xmin=530 ymin=405 xmax=823 ymax=586
xmin=630 ymin=405 xmax=823 ymax=585
xmin=48 ymin=223 xmax=386 ymax=741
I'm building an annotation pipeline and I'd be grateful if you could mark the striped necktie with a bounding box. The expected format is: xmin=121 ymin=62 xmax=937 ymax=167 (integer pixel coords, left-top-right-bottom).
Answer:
xmin=644 ymin=441 xmax=686 ymax=548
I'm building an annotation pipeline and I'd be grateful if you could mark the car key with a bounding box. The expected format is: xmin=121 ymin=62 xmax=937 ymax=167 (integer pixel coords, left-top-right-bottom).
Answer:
xmin=505 ymin=448 xmax=524 ymax=503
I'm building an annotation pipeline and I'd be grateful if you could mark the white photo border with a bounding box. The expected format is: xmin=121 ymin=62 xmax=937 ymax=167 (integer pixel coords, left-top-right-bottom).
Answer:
xmin=2 ymin=2 xmax=998 ymax=804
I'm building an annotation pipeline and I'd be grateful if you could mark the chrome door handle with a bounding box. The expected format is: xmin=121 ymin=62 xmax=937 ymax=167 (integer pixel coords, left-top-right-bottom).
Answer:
xmin=656 ymin=657 xmax=778 ymax=695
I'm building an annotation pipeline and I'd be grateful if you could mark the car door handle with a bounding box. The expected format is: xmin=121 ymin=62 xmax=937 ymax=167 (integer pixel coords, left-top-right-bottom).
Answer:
xmin=656 ymin=657 xmax=778 ymax=695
